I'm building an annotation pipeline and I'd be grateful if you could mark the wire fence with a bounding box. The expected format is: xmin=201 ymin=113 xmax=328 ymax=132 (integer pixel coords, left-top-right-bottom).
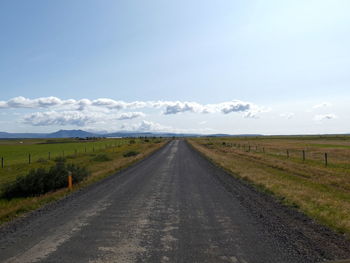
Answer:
xmin=218 ymin=141 xmax=350 ymax=168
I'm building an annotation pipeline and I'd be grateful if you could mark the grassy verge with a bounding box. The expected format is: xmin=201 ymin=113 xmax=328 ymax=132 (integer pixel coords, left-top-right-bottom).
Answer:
xmin=188 ymin=138 xmax=350 ymax=237
xmin=0 ymin=138 xmax=167 ymax=225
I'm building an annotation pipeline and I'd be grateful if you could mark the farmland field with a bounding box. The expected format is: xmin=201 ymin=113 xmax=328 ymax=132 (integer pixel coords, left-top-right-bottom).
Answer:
xmin=0 ymin=138 xmax=131 ymax=165
xmin=0 ymin=137 xmax=167 ymax=224
xmin=188 ymin=136 xmax=350 ymax=237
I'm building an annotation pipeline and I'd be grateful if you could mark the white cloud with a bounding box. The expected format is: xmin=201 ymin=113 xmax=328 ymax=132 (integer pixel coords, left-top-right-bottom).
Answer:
xmin=313 ymin=102 xmax=332 ymax=109
xmin=120 ymin=120 xmax=215 ymax=134
xmin=116 ymin=112 xmax=145 ymax=120
xmin=22 ymin=109 xmax=146 ymax=127
xmin=0 ymin=96 xmax=265 ymax=117
xmin=220 ymin=101 xmax=251 ymax=114
xmin=313 ymin=114 xmax=338 ymax=121
xmin=134 ymin=120 xmax=170 ymax=132
xmin=162 ymin=101 xmax=205 ymax=115
xmin=23 ymin=111 xmax=100 ymax=126
xmin=91 ymin=98 xmax=125 ymax=110
xmin=280 ymin=113 xmax=295 ymax=119
xmin=1 ymin=97 xmax=270 ymax=130
xmin=119 ymin=120 xmax=171 ymax=132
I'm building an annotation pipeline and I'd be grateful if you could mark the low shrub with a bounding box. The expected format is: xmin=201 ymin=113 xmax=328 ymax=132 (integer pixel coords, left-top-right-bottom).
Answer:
xmin=92 ymin=153 xmax=111 ymax=162
xmin=1 ymin=160 xmax=90 ymax=199
xmin=123 ymin=151 xmax=139 ymax=157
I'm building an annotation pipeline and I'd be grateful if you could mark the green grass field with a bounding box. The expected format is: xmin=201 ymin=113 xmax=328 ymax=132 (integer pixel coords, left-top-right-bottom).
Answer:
xmin=0 ymin=138 xmax=131 ymax=165
xmin=0 ymin=138 xmax=137 ymax=187
xmin=0 ymin=137 xmax=166 ymax=224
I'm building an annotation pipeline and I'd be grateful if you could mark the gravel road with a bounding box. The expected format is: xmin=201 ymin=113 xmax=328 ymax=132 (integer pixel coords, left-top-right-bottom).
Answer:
xmin=0 ymin=140 xmax=349 ymax=263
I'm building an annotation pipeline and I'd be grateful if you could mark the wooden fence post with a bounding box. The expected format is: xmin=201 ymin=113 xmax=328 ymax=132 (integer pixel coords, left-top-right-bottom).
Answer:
xmin=28 ymin=153 xmax=31 ymax=164
xmin=68 ymin=171 xmax=73 ymax=190
xmin=302 ymin=150 xmax=305 ymax=161
xmin=1 ymin=157 xmax=3 ymax=168
xmin=325 ymin=153 xmax=328 ymax=167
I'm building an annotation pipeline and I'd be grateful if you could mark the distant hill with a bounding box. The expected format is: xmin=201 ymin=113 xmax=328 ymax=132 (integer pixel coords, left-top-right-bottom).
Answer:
xmin=0 ymin=129 xmax=202 ymax=139
xmin=0 ymin=129 xmax=263 ymax=139
xmin=45 ymin=130 xmax=96 ymax=138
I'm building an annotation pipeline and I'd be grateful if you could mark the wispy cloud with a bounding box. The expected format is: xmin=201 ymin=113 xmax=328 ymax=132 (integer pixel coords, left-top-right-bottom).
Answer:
xmin=0 ymin=96 xmax=272 ymax=130
xmin=313 ymin=114 xmax=338 ymax=121
xmin=120 ymin=120 xmax=216 ymax=134
xmin=0 ymin=96 xmax=266 ymax=117
xmin=23 ymin=111 xmax=99 ymax=126
xmin=133 ymin=120 xmax=170 ymax=132
xmin=23 ymin=110 xmax=146 ymax=126
xmin=162 ymin=101 xmax=205 ymax=115
xmin=116 ymin=112 xmax=145 ymax=120
xmin=280 ymin=113 xmax=295 ymax=119
xmin=312 ymin=102 xmax=332 ymax=109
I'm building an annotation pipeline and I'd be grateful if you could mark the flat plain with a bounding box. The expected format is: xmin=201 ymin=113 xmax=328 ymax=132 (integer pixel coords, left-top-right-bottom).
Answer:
xmin=1 ymin=140 xmax=349 ymax=263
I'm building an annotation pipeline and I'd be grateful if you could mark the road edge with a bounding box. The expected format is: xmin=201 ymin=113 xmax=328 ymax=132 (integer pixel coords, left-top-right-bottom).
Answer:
xmin=186 ymin=139 xmax=350 ymax=261
xmin=0 ymin=140 xmax=171 ymax=230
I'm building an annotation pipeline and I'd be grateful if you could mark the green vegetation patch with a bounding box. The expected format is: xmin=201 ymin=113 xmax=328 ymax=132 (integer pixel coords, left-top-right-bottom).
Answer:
xmin=123 ymin=150 xmax=139 ymax=157
xmin=1 ymin=159 xmax=89 ymax=199
xmin=92 ymin=153 xmax=112 ymax=162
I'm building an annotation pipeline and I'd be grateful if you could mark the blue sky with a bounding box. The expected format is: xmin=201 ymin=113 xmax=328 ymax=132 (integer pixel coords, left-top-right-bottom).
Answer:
xmin=0 ymin=0 xmax=350 ymax=134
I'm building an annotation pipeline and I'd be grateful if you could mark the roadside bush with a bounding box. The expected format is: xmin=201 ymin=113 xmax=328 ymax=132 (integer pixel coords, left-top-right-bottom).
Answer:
xmin=129 ymin=139 xmax=136 ymax=144
xmin=123 ymin=151 xmax=139 ymax=157
xmin=1 ymin=160 xmax=90 ymax=199
xmin=92 ymin=153 xmax=111 ymax=162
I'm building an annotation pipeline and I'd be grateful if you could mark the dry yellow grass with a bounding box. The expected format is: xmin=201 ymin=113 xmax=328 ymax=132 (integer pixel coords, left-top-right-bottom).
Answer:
xmin=188 ymin=137 xmax=350 ymax=237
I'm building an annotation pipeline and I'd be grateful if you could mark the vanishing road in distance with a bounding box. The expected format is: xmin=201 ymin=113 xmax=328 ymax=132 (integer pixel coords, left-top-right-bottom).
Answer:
xmin=1 ymin=140 xmax=350 ymax=263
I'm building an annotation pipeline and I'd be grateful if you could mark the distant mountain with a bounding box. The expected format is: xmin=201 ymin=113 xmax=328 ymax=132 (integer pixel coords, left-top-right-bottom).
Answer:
xmin=105 ymin=131 xmax=201 ymax=138
xmin=45 ymin=130 xmax=96 ymax=138
xmin=0 ymin=129 xmax=202 ymax=139
xmin=0 ymin=129 xmax=256 ymax=139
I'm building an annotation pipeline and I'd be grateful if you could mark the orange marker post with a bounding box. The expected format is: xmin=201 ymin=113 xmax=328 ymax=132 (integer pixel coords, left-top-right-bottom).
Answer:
xmin=68 ymin=172 xmax=73 ymax=190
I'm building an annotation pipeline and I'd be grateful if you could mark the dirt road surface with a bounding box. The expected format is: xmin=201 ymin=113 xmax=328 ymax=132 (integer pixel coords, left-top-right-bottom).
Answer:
xmin=0 ymin=140 xmax=349 ymax=263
